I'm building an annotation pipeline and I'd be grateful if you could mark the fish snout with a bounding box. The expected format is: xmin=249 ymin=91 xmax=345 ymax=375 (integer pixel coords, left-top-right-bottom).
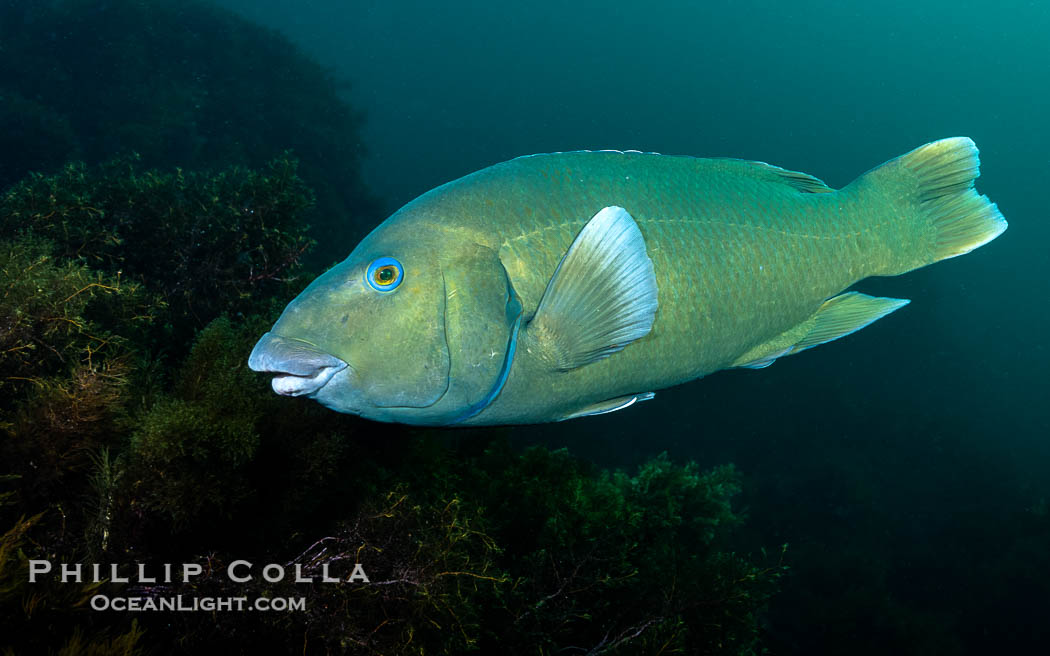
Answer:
xmin=248 ymin=332 xmax=348 ymax=397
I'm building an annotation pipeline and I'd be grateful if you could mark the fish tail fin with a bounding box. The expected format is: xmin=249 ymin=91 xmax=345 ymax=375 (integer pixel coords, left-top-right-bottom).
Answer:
xmin=849 ymin=137 xmax=1007 ymax=276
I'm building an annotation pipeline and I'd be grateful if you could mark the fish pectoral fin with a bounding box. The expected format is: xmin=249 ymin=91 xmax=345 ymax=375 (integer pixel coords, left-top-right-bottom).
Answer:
xmin=732 ymin=292 xmax=909 ymax=369
xmin=527 ymin=206 xmax=658 ymax=371
xmin=560 ymin=392 xmax=655 ymax=421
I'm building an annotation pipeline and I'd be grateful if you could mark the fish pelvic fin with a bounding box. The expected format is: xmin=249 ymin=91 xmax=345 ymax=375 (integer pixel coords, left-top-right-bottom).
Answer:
xmin=849 ymin=137 xmax=1007 ymax=276
xmin=559 ymin=392 xmax=656 ymax=421
xmin=733 ymin=292 xmax=909 ymax=369
xmin=527 ymin=206 xmax=658 ymax=371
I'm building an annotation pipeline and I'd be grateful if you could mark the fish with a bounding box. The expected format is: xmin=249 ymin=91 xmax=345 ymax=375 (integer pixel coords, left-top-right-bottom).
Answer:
xmin=248 ymin=137 xmax=1006 ymax=426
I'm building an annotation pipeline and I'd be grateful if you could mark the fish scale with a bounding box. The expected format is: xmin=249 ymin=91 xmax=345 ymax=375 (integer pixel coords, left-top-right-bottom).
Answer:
xmin=417 ymin=153 xmax=863 ymax=383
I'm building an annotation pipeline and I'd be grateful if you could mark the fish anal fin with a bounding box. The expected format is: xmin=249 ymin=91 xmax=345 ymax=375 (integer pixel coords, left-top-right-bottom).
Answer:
xmin=733 ymin=292 xmax=908 ymax=369
xmin=794 ymin=292 xmax=909 ymax=351
xmin=528 ymin=206 xmax=658 ymax=371
xmin=560 ymin=392 xmax=655 ymax=421
xmin=736 ymin=345 xmax=796 ymax=369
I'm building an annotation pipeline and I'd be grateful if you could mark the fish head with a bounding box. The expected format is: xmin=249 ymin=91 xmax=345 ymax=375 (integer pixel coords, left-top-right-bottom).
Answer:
xmin=249 ymin=220 xmax=521 ymax=425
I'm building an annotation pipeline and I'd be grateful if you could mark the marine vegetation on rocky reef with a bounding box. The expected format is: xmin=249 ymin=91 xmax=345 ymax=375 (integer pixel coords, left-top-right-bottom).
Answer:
xmin=0 ymin=158 xmax=784 ymax=654
xmin=0 ymin=155 xmax=315 ymax=532
xmin=0 ymin=0 xmax=377 ymax=263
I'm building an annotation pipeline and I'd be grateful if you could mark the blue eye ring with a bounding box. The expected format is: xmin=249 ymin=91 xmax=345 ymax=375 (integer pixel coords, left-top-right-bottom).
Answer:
xmin=365 ymin=257 xmax=404 ymax=292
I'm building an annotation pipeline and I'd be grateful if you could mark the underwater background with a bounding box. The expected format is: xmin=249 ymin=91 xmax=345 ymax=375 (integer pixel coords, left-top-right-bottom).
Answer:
xmin=1 ymin=0 xmax=1047 ymax=654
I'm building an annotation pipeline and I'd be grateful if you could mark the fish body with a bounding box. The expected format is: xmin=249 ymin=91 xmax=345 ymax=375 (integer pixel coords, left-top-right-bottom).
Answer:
xmin=249 ymin=138 xmax=1006 ymax=425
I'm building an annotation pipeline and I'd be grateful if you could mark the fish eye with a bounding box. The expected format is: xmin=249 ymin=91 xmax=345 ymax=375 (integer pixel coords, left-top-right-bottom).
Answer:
xmin=365 ymin=257 xmax=404 ymax=292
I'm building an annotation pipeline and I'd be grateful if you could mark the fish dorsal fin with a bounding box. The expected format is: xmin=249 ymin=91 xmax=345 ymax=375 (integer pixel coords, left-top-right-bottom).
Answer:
xmin=528 ymin=206 xmax=658 ymax=371
xmin=715 ymin=158 xmax=835 ymax=194
xmin=764 ymin=164 xmax=835 ymax=193
xmin=733 ymin=292 xmax=909 ymax=369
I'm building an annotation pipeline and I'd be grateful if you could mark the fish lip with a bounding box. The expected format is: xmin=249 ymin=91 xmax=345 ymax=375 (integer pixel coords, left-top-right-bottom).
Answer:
xmin=270 ymin=364 xmax=346 ymax=397
xmin=249 ymin=331 xmax=350 ymax=396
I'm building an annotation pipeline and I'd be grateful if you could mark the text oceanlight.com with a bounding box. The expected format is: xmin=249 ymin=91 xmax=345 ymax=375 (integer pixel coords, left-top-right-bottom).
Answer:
xmin=90 ymin=595 xmax=305 ymax=612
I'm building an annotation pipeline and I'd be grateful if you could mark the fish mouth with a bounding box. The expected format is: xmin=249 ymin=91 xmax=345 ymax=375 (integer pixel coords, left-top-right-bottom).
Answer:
xmin=248 ymin=332 xmax=349 ymax=397
xmin=269 ymin=366 xmax=345 ymax=397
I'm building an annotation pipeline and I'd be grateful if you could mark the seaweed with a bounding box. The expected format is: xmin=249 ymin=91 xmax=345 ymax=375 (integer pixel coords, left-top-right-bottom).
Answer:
xmin=460 ymin=445 xmax=784 ymax=655
xmin=0 ymin=238 xmax=146 ymax=396
xmin=0 ymin=237 xmax=146 ymax=516
xmin=0 ymin=155 xmax=314 ymax=347
xmin=126 ymin=318 xmax=265 ymax=530
xmin=139 ymin=440 xmax=785 ymax=655
xmin=0 ymin=514 xmax=146 ymax=656
xmin=0 ymin=0 xmax=378 ymax=262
